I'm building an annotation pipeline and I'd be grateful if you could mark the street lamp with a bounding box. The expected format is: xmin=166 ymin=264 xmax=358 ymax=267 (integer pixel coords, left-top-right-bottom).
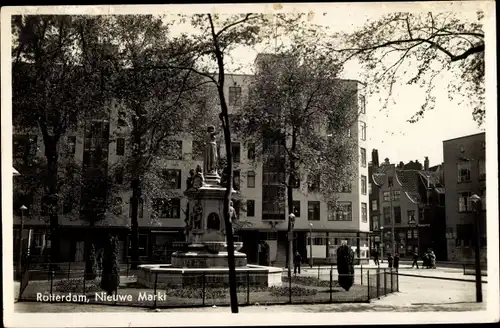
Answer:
xmin=380 ymin=226 xmax=384 ymax=263
xmin=309 ymin=222 xmax=313 ymax=268
xmin=17 ymin=205 xmax=27 ymax=280
xmin=287 ymin=212 xmax=295 ymax=278
xmin=469 ymin=193 xmax=483 ymax=303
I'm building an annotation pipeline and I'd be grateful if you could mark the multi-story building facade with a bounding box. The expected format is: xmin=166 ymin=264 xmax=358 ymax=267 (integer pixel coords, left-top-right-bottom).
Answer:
xmin=443 ymin=132 xmax=486 ymax=262
xmin=370 ymin=155 xmax=447 ymax=260
xmin=13 ymin=55 xmax=370 ymax=265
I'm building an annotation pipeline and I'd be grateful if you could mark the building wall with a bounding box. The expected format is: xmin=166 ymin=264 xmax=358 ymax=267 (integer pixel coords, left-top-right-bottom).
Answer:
xmin=443 ymin=133 xmax=486 ymax=262
xmin=13 ymin=73 xmax=369 ymax=262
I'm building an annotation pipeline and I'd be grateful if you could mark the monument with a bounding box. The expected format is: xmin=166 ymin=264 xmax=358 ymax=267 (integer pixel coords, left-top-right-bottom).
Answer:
xmin=137 ymin=126 xmax=282 ymax=288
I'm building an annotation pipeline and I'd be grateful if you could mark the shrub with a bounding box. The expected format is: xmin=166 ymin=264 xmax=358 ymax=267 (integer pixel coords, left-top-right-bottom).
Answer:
xmin=268 ymin=286 xmax=317 ymax=297
xmin=85 ymin=244 xmax=97 ymax=281
xmin=336 ymin=244 xmax=355 ymax=291
xmin=100 ymin=235 xmax=120 ymax=295
xmin=283 ymin=275 xmax=340 ymax=288
xmin=55 ymin=278 xmax=100 ymax=293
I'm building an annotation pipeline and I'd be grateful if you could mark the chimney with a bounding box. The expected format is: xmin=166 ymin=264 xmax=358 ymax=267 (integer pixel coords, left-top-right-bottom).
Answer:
xmin=424 ymin=157 xmax=429 ymax=171
xmin=371 ymin=149 xmax=379 ymax=167
xmin=383 ymin=158 xmax=390 ymax=165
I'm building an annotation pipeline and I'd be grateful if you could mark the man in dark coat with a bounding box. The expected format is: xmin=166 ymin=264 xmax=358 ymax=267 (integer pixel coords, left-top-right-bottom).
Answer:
xmin=294 ymin=251 xmax=302 ymax=274
xmin=393 ymin=253 xmax=400 ymax=271
xmin=411 ymin=251 xmax=419 ymax=269
xmin=373 ymin=249 xmax=380 ymax=266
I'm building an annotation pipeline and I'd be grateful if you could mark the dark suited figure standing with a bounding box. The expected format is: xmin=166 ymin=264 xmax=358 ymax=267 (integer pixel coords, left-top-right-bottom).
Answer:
xmin=373 ymin=249 xmax=380 ymax=266
xmin=411 ymin=251 xmax=419 ymax=269
xmin=294 ymin=251 xmax=302 ymax=274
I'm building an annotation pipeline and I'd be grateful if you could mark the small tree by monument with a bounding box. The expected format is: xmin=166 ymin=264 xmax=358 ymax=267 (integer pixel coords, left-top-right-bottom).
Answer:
xmin=100 ymin=235 xmax=120 ymax=296
xmin=85 ymin=244 xmax=97 ymax=281
xmin=336 ymin=244 xmax=355 ymax=291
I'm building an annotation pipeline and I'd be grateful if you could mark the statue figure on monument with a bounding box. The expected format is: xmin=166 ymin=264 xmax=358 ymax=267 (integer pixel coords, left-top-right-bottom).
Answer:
xmin=191 ymin=201 xmax=203 ymax=230
xmin=192 ymin=165 xmax=205 ymax=189
xmin=222 ymin=201 xmax=238 ymax=235
xmin=186 ymin=169 xmax=195 ymax=190
xmin=204 ymin=128 xmax=218 ymax=175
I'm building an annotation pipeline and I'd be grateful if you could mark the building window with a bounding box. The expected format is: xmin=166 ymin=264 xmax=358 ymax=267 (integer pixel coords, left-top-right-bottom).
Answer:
xmin=63 ymin=196 xmax=73 ymax=214
xmin=13 ymin=134 xmax=38 ymax=159
xmin=407 ymin=210 xmax=416 ymax=224
xmin=308 ymin=173 xmax=321 ymax=192
xmin=383 ymin=191 xmax=390 ymax=201
xmin=480 ymin=189 xmax=486 ymax=210
xmin=361 ymin=203 xmax=367 ymax=222
xmin=112 ymin=197 xmax=123 ymax=215
xmin=228 ymin=86 xmax=242 ymax=106
xmin=394 ymin=206 xmax=401 ymax=223
xmin=247 ymin=171 xmax=256 ymax=188
xmin=388 ymin=176 xmax=394 ymax=187
xmin=360 ymin=95 xmax=366 ymax=114
xmin=232 ymin=142 xmax=241 ymax=163
xmin=372 ymin=216 xmax=379 ymax=230
xmin=360 ymin=147 xmax=366 ymax=167
xmin=371 ymin=200 xmax=378 ymax=211
xmin=192 ymin=140 xmax=204 ymax=161
xmin=308 ymin=201 xmax=320 ymax=221
xmin=457 ymin=162 xmax=471 ymax=182
xmin=383 ymin=207 xmax=391 ymax=225
xmin=118 ymin=111 xmax=127 ymax=127
xmin=458 ymin=192 xmax=472 ymax=212
xmin=129 ymin=198 xmax=144 ymax=218
xmin=338 ymin=183 xmax=352 ymax=193
xmin=456 ymin=224 xmax=473 ymax=248
xmin=67 ymin=136 xmax=76 ymax=154
xmin=129 ymin=234 xmax=148 ymax=257
xmin=246 ymin=200 xmax=255 ymax=217
xmin=359 ymin=121 xmax=366 ymax=141
xmin=115 ymin=167 xmax=124 ymax=185
xmin=161 ymin=140 xmax=183 ymax=160
xmin=328 ymin=201 xmax=352 ymax=221
xmin=233 ymin=170 xmax=240 ymax=190
xmin=392 ymin=190 xmax=401 ymax=201
xmin=361 ymin=175 xmax=367 ymax=194
xmin=478 ymin=158 xmax=486 ymax=180
xmin=116 ymin=138 xmax=125 ymax=156
xmin=152 ymin=198 xmax=180 ymax=218
xmin=292 ymin=200 xmax=301 ymax=217
xmin=368 ymin=183 xmax=372 ymax=195
xmin=247 ymin=143 xmax=255 ymax=161
xmin=407 ymin=230 xmax=412 ymax=239
xmin=162 ymin=169 xmax=182 ymax=189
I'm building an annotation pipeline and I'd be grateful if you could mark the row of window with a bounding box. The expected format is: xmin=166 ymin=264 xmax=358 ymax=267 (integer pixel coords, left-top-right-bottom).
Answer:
xmin=372 ymin=208 xmax=416 ymax=227
xmin=457 ymin=160 xmax=486 ymax=182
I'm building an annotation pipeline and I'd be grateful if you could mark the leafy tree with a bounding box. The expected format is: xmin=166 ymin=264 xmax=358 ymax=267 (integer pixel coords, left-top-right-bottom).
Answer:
xmin=336 ymin=244 xmax=355 ymax=291
xmin=330 ymin=12 xmax=485 ymax=124
xmin=90 ymin=15 xmax=215 ymax=269
xmin=100 ymin=235 xmax=120 ymax=295
xmin=12 ymin=15 xmax=108 ymax=264
xmin=236 ymin=47 xmax=358 ymax=272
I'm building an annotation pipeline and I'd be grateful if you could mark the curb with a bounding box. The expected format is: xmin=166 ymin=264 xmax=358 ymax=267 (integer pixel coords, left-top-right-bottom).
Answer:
xmin=396 ymin=272 xmax=488 ymax=284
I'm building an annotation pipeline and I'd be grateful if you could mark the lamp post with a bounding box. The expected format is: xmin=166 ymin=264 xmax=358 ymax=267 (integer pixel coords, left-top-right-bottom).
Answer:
xmin=380 ymin=226 xmax=384 ymax=263
xmin=309 ymin=223 xmax=313 ymax=268
xmin=17 ymin=205 xmax=27 ymax=280
xmin=469 ymin=193 xmax=483 ymax=303
xmin=389 ymin=179 xmax=395 ymax=256
xmin=288 ymin=212 xmax=295 ymax=278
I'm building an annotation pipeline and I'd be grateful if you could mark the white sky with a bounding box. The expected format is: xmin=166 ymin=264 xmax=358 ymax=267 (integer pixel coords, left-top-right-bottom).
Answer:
xmin=164 ymin=3 xmax=488 ymax=167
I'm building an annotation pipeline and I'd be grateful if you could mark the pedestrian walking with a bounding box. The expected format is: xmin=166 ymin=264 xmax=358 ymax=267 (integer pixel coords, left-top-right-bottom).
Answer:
xmin=429 ymin=250 xmax=436 ymax=269
xmin=373 ymin=249 xmax=380 ymax=266
xmin=387 ymin=253 xmax=393 ymax=269
xmin=294 ymin=251 xmax=302 ymax=275
xmin=411 ymin=251 xmax=419 ymax=269
xmin=393 ymin=253 xmax=400 ymax=271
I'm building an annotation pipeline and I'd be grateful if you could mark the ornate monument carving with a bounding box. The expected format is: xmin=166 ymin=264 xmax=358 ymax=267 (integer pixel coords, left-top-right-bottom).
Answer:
xmin=191 ymin=201 xmax=203 ymax=230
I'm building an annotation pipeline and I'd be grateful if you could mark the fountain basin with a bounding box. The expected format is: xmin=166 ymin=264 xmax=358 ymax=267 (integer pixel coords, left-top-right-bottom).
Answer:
xmin=137 ymin=264 xmax=283 ymax=288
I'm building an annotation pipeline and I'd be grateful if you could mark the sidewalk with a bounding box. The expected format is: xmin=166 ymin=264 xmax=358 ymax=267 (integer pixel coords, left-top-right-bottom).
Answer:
xmin=299 ymin=264 xmax=488 ymax=283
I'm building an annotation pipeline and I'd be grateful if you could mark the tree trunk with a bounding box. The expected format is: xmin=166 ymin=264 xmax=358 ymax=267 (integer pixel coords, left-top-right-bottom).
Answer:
xmin=286 ymin=131 xmax=297 ymax=277
xmin=45 ymin=139 xmax=60 ymax=267
xmin=129 ymin=178 xmax=141 ymax=269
